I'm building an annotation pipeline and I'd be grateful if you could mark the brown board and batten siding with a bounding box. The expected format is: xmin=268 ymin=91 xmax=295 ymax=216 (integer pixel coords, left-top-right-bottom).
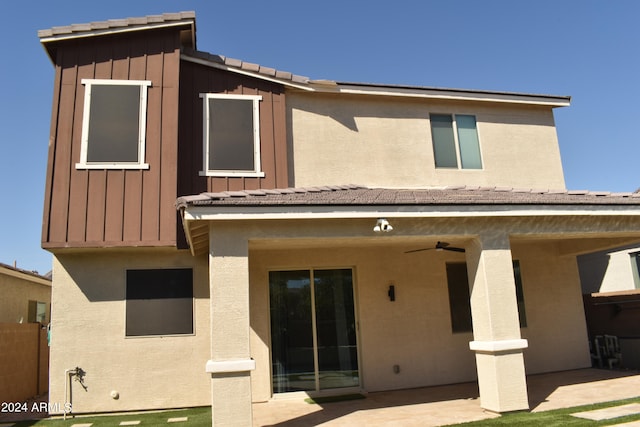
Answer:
xmin=42 ymin=29 xmax=182 ymax=249
xmin=177 ymin=60 xmax=289 ymax=197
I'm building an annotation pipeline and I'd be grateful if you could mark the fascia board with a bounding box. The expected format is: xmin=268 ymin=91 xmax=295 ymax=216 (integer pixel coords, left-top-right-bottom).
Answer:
xmin=310 ymin=84 xmax=571 ymax=107
xmin=0 ymin=266 xmax=51 ymax=286
xmin=40 ymin=20 xmax=195 ymax=45
xmin=182 ymin=204 xmax=640 ymax=221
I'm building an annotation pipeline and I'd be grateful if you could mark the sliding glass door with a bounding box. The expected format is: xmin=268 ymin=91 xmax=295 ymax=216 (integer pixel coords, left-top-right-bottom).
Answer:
xmin=269 ymin=268 xmax=359 ymax=393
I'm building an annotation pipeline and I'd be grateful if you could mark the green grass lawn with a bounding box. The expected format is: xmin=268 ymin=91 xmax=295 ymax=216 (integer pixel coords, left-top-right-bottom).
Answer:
xmin=9 ymin=397 xmax=640 ymax=426
xmin=11 ymin=406 xmax=212 ymax=427
xmin=455 ymin=396 xmax=640 ymax=426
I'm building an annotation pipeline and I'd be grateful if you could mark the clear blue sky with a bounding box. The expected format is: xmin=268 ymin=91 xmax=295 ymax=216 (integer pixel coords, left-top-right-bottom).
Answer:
xmin=1 ymin=0 xmax=638 ymax=274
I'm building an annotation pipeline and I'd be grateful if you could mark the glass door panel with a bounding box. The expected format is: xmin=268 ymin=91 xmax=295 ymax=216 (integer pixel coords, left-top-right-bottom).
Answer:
xmin=314 ymin=269 xmax=359 ymax=390
xmin=269 ymin=270 xmax=315 ymax=392
xmin=269 ymin=268 xmax=359 ymax=394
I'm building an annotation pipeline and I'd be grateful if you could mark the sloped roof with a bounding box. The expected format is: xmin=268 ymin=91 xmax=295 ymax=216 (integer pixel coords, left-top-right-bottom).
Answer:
xmin=38 ymin=11 xmax=196 ymax=62
xmin=182 ymin=48 xmax=311 ymax=85
xmin=0 ymin=262 xmax=52 ymax=285
xmin=38 ymin=12 xmax=570 ymax=105
xmin=176 ymin=185 xmax=640 ymax=209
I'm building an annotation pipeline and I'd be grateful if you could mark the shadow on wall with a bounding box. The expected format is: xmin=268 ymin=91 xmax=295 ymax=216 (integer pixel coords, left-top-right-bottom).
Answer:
xmin=578 ymin=243 xmax=640 ymax=294
xmin=55 ymin=251 xmax=209 ymax=302
xmin=288 ymin=93 xmax=558 ymax=133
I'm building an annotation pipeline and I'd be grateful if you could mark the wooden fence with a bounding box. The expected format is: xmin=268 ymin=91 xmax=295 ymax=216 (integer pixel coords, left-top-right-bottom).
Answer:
xmin=0 ymin=322 xmax=49 ymax=403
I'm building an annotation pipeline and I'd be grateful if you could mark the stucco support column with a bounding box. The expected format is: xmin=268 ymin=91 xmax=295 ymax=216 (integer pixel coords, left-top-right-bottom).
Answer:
xmin=466 ymin=232 xmax=529 ymax=413
xmin=207 ymin=224 xmax=255 ymax=427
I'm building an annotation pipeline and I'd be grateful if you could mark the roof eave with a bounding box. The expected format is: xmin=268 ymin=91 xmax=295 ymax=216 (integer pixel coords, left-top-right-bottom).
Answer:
xmin=181 ymin=203 xmax=640 ymax=221
xmin=307 ymin=82 xmax=571 ymax=107
xmin=39 ymin=13 xmax=196 ymax=63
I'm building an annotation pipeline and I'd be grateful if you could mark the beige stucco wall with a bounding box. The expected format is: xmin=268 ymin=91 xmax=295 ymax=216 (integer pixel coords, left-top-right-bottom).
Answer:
xmin=512 ymin=241 xmax=592 ymax=373
xmin=249 ymin=238 xmax=590 ymax=402
xmin=578 ymin=245 xmax=640 ymax=293
xmin=288 ymin=93 xmax=566 ymax=190
xmin=48 ymin=248 xmax=210 ymax=414
xmin=47 ymin=214 xmax=615 ymax=411
xmin=0 ymin=268 xmax=51 ymax=324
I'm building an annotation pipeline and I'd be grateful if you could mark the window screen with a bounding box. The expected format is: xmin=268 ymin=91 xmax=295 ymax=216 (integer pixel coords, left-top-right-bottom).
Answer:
xmin=208 ymin=97 xmax=256 ymax=171
xmin=87 ymin=85 xmax=141 ymax=163
xmin=77 ymin=79 xmax=150 ymax=169
xmin=126 ymin=269 xmax=193 ymax=337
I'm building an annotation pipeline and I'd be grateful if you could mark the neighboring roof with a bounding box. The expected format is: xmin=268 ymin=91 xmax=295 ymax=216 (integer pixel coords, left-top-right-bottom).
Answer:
xmin=0 ymin=262 xmax=52 ymax=286
xmin=38 ymin=11 xmax=196 ymax=62
xmin=177 ymin=185 xmax=640 ymax=209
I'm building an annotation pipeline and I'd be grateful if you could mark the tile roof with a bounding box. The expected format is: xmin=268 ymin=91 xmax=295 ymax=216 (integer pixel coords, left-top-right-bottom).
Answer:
xmin=0 ymin=262 xmax=52 ymax=282
xmin=182 ymin=48 xmax=310 ymax=85
xmin=37 ymin=12 xmax=569 ymax=105
xmin=37 ymin=11 xmax=196 ymax=39
xmin=176 ymin=185 xmax=640 ymax=209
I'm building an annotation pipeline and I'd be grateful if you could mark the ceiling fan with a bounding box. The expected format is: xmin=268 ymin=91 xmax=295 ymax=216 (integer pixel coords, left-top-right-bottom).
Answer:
xmin=405 ymin=241 xmax=466 ymax=253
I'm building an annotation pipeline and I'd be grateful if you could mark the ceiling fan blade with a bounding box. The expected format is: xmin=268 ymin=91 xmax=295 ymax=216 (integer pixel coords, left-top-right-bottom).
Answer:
xmin=405 ymin=241 xmax=466 ymax=254
xmin=436 ymin=241 xmax=466 ymax=252
xmin=404 ymin=248 xmax=435 ymax=253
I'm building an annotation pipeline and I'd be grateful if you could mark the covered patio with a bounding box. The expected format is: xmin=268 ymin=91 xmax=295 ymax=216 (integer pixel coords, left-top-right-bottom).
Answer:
xmin=177 ymin=185 xmax=640 ymax=427
xmin=252 ymin=368 xmax=640 ymax=426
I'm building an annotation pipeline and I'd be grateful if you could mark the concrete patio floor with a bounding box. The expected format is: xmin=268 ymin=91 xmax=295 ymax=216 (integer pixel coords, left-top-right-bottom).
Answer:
xmin=252 ymin=368 xmax=640 ymax=426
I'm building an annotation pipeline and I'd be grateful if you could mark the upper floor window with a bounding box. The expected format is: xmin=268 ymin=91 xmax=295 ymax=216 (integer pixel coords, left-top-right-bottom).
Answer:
xmin=430 ymin=114 xmax=482 ymax=169
xmin=200 ymin=93 xmax=265 ymax=177
xmin=77 ymin=79 xmax=151 ymax=170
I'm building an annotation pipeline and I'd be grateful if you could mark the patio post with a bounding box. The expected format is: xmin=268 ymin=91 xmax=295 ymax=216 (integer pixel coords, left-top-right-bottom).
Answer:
xmin=466 ymin=231 xmax=529 ymax=413
xmin=207 ymin=224 xmax=255 ymax=427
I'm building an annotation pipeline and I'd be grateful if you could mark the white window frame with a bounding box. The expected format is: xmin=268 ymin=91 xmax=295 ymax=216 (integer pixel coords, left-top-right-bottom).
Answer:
xmin=76 ymin=79 xmax=151 ymax=170
xmin=200 ymin=93 xmax=265 ymax=177
xmin=431 ymin=113 xmax=483 ymax=170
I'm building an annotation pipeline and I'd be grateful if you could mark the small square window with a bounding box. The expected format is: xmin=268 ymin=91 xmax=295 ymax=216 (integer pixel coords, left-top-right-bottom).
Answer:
xmin=430 ymin=114 xmax=482 ymax=169
xmin=126 ymin=268 xmax=193 ymax=337
xmin=28 ymin=301 xmax=47 ymax=324
xmin=77 ymin=79 xmax=151 ymax=170
xmin=200 ymin=93 xmax=264 ymax=177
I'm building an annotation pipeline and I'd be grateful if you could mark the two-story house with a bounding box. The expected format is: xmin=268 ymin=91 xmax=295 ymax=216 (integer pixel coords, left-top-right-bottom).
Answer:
xmin=39 ymin=12 xmax=640 ymax=426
